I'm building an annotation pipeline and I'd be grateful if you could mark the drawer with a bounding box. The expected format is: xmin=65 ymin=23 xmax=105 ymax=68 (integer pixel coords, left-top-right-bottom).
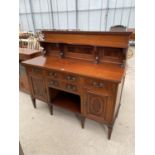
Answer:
xmin=27 ymin=67 xmax=43 ymax=76
xmin=48 ymin=79 xmax=61 ymax=89
xmin=84 ymin=78 xmax=111 ymax=93
xmin=62 ymin=73 xmax=79 ymax=83
xmin=47 ymin=70 xmax=62 ymax=79
xmin=62 ymin=82 xmax=79 ymax=94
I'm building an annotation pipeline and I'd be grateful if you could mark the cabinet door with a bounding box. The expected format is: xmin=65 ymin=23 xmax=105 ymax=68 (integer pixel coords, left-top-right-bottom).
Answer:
xmin=84 ymin=91 xmax=108 ymax=122
xmin=30 ymin=76 xmax=47 ymax=101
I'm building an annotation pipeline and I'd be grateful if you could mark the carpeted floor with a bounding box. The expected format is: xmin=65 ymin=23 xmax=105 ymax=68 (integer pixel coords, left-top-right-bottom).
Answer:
xmin=19 ymin=48 xmax=134 ymax=155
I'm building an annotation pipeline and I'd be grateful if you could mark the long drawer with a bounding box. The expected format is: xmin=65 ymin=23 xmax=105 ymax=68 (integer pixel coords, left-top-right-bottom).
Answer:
xmin=46 ymin=70 xmax=62 ymax=80
xmin=62 ymin=82 xmax=80 ymax=94
xmin=62 ymin=73 xmax=79 ymax=83
xmin=46 ymin=70 xmax=79 ymax=83
xmin=48 ymin=78 xmax=80 ymax=94
xmin=84 ymin=78 xmax=116 ymax=94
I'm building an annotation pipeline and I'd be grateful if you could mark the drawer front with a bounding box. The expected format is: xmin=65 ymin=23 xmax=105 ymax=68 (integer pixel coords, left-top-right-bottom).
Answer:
xmin=84 ymin=78 xmax=112 ymax=93
xmin=62 ymin=82 xmax=79 ymax=94
xmin=47 ymin=70 xmax=62 ymax=79
xmin=62 ymin=73 xmax=79 ymax=83
xmin=30 ymin=76 xmax=47 ymax=101
xmin=27 ymin=67 xmax=43 ymax=76
xmin=48 ymin=79 xmax=61 ymax=89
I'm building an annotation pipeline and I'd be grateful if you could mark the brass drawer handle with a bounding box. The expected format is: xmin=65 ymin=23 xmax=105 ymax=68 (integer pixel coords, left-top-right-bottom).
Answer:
xmin=66 ymin=75 xmax=76 ymax=81
xmin=49 ymin=80 xmax=59 ymax=87
xmin=49 ymin=72 xmax=57 ymax=77
xmin=92 ymin=81 xmax=104 ymax=88
xmin=66 ymin=84 xmax=77 ymax=91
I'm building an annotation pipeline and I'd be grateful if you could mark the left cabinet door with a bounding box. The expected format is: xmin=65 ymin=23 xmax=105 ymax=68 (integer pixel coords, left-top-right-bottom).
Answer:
xmin=30 ymin=75 xmax=47 ymax=102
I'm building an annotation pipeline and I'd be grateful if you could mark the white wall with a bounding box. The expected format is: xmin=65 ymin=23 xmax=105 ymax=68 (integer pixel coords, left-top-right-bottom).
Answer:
xmin=19 ymin=0 xmax=135 ymax=32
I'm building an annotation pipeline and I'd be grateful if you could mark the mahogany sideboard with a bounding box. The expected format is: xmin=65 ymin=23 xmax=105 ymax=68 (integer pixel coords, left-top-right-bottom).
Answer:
xmin=19 ymin=48 xmax=41 ymax=93
xmin=22 ymin=30 xmax=131 ymax=140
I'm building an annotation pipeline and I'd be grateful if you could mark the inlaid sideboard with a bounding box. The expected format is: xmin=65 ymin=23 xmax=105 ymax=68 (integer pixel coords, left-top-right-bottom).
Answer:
xmin=22 ymin=30 xmax=131 ymax=139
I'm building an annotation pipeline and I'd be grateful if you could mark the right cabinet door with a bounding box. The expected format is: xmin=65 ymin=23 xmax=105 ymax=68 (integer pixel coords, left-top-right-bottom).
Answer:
xmin=84 ymin=91 xmax=108 ymax=122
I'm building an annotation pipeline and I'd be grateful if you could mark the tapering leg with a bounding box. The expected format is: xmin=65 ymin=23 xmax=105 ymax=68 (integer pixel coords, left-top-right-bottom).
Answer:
xmin=116 ymin=104 xmax=121 ymax=118
xmin=116 ymin=110 xmax=119 ymax=118
xmin=31 ymin=96 xmax=36 ymax=108
xmin=107 ymin=125 xmax=113 ymax=140
xmin=48 ymin=104 xmax=53 ymax=115
xmin=81 ymin=116 xmax=86 ymax=129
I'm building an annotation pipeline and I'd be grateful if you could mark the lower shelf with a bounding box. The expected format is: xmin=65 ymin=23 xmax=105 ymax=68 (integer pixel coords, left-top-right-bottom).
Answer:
xmin=51 ymin=91 xmax=81 ymax=114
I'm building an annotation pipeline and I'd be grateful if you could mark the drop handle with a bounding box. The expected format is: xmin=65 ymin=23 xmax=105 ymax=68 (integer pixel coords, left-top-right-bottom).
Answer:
xmin=50 ymin=81 xmax=54 ymax=84
xmin=49 ymin=72 xmax=57 ymax=77
xmin=66 ymin=85 xmax=71 ymax=90
xmin=92 ymin=81 xmax=104 ymax=88
xmin=66 ymin=84 xmax=76 ymax=91
xmin=49 ymin=81 xmax=58 ymax=86
xmin=67 ymin=75 xmax=76 ymax=81
xmin=72 ymin=86 xmax=76 ymax=90
xmin=54 ymin=81 xmax=58 ymax=86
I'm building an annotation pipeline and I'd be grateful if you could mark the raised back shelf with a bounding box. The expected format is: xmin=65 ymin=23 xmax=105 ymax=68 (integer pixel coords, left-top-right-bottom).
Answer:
xmin=40 ymin=30 xmax=131 ymax=67
xmin=41 ymin=30 xmax=131 ymax=48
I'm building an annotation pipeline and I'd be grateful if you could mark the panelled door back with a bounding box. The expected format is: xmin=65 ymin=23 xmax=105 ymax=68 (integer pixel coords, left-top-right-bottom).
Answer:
xmin=30 ymin=76 xmax=47 ymax=101
xmin=85 ymin=91 xmax=108 ymax=122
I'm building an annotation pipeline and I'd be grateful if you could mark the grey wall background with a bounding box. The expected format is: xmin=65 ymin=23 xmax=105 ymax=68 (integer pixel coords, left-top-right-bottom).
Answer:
xmin=19 ymin=0 xmax=135 ymax=32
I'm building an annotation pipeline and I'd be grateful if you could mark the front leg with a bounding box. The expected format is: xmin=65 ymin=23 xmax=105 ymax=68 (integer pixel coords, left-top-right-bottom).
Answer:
xmin=107 ymin=125 xmax=113 ymax=140
xmin=81 ymin=116 xmax=86 ymax=129
xmin=31 ymin=96 xmax=36 ymax=108
xmin=48 ymin=104 xmax=53 ymax=115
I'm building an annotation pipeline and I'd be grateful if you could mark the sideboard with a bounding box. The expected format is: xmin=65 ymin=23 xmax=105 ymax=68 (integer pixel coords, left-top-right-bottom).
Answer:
xmin=22 ymin=30 xmax=131 ymax=139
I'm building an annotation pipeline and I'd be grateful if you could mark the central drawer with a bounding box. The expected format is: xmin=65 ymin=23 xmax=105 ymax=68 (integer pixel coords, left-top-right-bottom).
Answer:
xmin=46 ymin=70 xmax=79 ymax=83
xmin=62 ymin=73 xmax=79 ymax=83
xmin=48 ymin=79 xmax=61 ymax=89
xmin=48 ymin=78 xmax=80 ymax=94
xmin=47 ymin=70 xmax=62 ymax=79
xmin=62 ymin=82 xmax=79 ymax=94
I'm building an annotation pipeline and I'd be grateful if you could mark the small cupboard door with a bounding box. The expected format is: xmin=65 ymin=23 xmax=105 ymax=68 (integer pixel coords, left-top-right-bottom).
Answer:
xmin=84 ymin=91 xmax=108 ymax=122
xmin=30 ymin=76 xmax=47 ymax=101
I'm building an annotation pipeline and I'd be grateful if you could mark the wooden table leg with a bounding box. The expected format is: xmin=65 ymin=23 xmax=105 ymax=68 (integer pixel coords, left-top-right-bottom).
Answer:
xmin=107 ymin=125 xmax=113 ymax=140
xmin=48 ymin=104 xmax=53 ymax=115
xmin=31 ymin=96 xmax=36 ymax=108
xmin=81 ymin=116 xmax=86 ymax=129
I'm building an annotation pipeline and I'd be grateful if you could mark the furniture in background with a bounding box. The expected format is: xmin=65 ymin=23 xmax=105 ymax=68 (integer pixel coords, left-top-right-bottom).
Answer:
xmin=127 ymin=28 xmax=135 ymax=46
xmin=110 ymin=25 xmax=127 ymax=32
xmin=110 ymin=25 xmax=135 ymax=57
xmin=19 ymin=32 xmax=33 ymax=48
xmin=19 ymin=48 xmax=42 ymax=93
xmin=127 ymin=28 xmax=135 ymax=41
xmin=19 ymin=32 xmax=41 ymax=49
xmin=110 ymin=25 xmax=135 ymax=46
xmin=22 ymin=30 xmax=131 ymax=140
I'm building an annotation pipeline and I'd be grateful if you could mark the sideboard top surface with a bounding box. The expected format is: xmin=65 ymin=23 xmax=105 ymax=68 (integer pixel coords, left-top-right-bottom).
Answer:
xmin=22 ymin=56 xmax=124 ymax=83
